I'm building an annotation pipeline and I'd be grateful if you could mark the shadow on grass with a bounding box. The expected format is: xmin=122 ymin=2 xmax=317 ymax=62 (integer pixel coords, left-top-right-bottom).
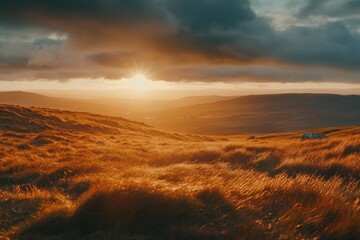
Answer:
xmin=19 ymin=188 xmax=264 ymax=240
xmin=343 ymin=144 xmax=360 ymax=156
xmin=275 ymin=164 xmax=360 ymax=181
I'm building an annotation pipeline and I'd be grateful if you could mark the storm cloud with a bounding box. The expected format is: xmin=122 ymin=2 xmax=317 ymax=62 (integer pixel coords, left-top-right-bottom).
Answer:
xmin=0 ymin=0 xmax=359 ymax=82
xmin=299 ymin=0 xmax=360 ymax=18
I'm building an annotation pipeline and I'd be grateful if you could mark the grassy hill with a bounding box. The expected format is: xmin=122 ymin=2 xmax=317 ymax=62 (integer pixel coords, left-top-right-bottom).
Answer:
xmin=140 ymin=93 xmax=360 ymax=134
xmin=0 ymin=105 xmax=359 ymax=239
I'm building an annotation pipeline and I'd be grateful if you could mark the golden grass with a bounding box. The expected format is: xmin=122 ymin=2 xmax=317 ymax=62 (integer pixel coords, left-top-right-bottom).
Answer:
xmin=0 ymin=105 xmax=359 ymax=239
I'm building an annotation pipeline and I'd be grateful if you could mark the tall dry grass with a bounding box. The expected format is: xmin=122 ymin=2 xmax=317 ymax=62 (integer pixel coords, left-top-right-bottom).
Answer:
xmin=0 ymin=105 xmax=359 ymax=239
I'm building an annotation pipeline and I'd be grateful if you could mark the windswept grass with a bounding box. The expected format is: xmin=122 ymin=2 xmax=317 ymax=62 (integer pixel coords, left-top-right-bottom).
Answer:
xmin=0 ymin=105 xmax=359 ymax=239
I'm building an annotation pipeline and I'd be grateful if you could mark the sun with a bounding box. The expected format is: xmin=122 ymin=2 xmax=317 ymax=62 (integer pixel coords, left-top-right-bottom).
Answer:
xmin=129 ymin=71 xmax=151 ymax=90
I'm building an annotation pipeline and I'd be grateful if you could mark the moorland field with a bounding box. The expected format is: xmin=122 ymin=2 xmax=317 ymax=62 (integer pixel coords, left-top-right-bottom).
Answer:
xmin=0 ymin=104 xmax=359 ymax=239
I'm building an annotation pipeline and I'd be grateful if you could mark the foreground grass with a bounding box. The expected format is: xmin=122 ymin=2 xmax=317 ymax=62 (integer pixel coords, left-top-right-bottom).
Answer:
xmin=0 ymin=105 xmax=359 ymax=239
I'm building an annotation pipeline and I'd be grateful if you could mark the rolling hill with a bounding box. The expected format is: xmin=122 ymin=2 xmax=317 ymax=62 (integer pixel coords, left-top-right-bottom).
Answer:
xmin=0 ymin=104 xmax=359 ymax=239
xmin=139 ymin=93 xmax=360 ymax=134
xmin=0 ymin=91 xmax=127 ymax=117
xmin=2 ymin=91 xmax=359 ymax=135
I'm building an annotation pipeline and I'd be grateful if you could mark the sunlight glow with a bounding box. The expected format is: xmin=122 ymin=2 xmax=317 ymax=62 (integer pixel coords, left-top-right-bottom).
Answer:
xmin=130 ymin=72 xmax=150 ymax=90
xmin=125 ymin=69 xmax=155 ymax=98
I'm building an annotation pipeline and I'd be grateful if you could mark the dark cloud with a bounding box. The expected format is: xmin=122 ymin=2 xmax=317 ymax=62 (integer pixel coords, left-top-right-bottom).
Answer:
xmin=272 ymin=22 xmax=360 ymax=69
xmin=299 ymin=0 xmax=360 ymax=18
xmin=32 ymin=38 xmax=62 ymax=48
xmin=0 ymin=55 xmax=29 ymax=68
xmin=153 ymin=65 xmax=360 ymax=83
xmin=299 ymin=0 xmax=326 ymax=17
xmin=90 ymin=52 xmax=141 ymax=68
xmin=166 ymin=0 xmax=256 ymax=32
xmin=0 ymin=0 xmax=359 ymax=82
xmin=0 ymin=0 xmax=172 ymax=25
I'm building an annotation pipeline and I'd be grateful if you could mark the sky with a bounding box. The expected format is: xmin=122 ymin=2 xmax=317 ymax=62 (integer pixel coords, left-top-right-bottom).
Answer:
xmin=0 ymin=0 xmax=359 ymax=98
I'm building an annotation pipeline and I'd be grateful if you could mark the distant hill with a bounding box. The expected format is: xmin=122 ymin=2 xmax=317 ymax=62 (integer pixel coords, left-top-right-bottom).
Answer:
xmin=137 ymin=93 xmax=360 ymax=134
xmin=1 ymin=91 xmax=359 ymax=135
xmin=0 ymin=91 xmax=235 ymax=117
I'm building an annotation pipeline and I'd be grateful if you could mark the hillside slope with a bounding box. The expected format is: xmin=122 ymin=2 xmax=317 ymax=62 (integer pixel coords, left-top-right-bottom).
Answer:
xmin=0 ymin=91 xmax=129 ymax=117
xmin=0 ymin=105 xmax=359 ymax=239
xmin=140 ymin=93 xmax=360 ymax=134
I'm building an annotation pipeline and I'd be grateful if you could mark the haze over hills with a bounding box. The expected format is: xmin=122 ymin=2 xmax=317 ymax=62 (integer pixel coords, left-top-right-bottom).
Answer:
xmin=93 ymin=95 xmax=236 ymax=112
xmin=1 ymin=91 xmax=359 ymax=135
xmin=0 ymin=91 xmax=235 ymax=116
